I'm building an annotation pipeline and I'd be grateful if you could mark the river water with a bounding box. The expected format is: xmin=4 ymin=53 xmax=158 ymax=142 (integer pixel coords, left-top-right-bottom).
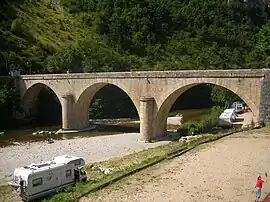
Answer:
xmin=0 ymin=108 xmax=211 ymax=147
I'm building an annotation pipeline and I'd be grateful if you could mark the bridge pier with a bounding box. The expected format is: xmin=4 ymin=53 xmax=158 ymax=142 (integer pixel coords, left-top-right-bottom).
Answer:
xmin=139 ymin=97 xmax=155 ymax=142
xmin=62 ymin=94 xmax=75 ymax=130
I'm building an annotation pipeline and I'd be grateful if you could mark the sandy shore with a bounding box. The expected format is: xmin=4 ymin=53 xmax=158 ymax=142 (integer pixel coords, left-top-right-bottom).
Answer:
xmin=0 ymin=133 xmax=169 ymax=184
xmin=81 ymin=128 xmax=270 ymax=202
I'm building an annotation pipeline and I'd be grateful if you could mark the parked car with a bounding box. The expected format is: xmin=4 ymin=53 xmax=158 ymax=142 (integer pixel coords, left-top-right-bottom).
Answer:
xmin=230 ymin=101 xmax=245 ymax=113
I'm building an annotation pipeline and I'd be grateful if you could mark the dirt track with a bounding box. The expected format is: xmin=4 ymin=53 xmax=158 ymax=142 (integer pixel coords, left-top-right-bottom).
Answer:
xmin=81 ymin=128 xmax=270 ymax=202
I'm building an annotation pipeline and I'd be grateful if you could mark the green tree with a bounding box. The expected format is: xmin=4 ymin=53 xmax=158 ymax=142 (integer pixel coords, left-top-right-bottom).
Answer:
xmin=257 ymin=22 xmax=270 ymax=54
xmin=211 ymin=85 xmax=240 ymax=107
xmin=0 ymin=82 xmax=20 ymax=128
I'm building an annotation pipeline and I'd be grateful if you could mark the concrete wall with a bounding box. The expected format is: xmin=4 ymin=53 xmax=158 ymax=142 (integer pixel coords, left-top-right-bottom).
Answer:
xmin=18 ymin=69 xmax=270 ymax=141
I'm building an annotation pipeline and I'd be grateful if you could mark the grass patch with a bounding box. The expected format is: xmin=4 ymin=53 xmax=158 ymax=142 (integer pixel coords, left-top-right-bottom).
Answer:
xmin=0 ymin=185 xmax=19 ymax=202
xmin=177 ymin=106 xmax=226 ymax=136
xmin=0 ymin=185 xmax=12 ymax=195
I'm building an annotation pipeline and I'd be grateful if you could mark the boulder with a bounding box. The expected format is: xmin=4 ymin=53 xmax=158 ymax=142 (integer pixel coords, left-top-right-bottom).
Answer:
xmin=47 ymin=138 xmax=54 ymax=144
xmin=103 ymin=168 xmax=114 ymax=175
xmin=96 ymin=166 xmax=115 ymax=174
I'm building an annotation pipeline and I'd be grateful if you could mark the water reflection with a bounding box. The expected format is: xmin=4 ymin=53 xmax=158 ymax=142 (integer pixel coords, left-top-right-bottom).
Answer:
xmin=0 ymin=122 xmax=140 ymax=147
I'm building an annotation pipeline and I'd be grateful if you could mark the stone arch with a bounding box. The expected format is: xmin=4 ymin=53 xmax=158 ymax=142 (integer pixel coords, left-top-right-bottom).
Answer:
xmin=74 ymin=82 xmax=140 ymax=129
xmin=154 ymin=81 xmax=258 ymax=139
xmin=22 ymin=83 xmax=62 ymax=118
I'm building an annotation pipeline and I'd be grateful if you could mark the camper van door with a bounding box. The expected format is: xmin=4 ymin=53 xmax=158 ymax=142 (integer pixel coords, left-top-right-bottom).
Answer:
xmin=61 ymin=166 xmax=75 ymax=185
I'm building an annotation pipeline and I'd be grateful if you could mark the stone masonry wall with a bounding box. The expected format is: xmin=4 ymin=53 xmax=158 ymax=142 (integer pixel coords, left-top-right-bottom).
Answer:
xmin=259 ymin=71 xmax=270 ymax=123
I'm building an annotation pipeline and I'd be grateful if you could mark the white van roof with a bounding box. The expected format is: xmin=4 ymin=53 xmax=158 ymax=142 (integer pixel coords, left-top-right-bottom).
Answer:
xmin=53 ymin=155 xmax=84 ymax=165
xmin=219 ymin=113 xmax=233 ymax=118
xmin=224 ymin=109 xmax=235 ymax=113
xmin=14 ymin=155 xmax=85 ymax=176
xmin=221 ymin=111 xmax=233 ymax=115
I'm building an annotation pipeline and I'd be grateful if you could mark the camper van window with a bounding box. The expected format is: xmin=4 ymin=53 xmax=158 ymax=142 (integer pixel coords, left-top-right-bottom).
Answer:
xmin=32 ymin=178 xmax=43 ymax=187
xmin=66 ymin=169 xmax=72 ymax=177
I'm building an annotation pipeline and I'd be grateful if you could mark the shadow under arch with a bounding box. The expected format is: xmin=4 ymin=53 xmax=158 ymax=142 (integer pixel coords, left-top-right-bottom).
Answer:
xmin=75 ymin=82 xmax=140 ymax=129
xmin=154 ymin=82 xmax=257 ymax=139
xmin=22 ymin=83 xmax=62 ymax=125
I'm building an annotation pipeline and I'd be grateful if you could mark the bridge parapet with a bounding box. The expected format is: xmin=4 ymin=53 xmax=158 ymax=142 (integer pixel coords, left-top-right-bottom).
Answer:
xmin=19 ymin=69 xmax=268 ymax=80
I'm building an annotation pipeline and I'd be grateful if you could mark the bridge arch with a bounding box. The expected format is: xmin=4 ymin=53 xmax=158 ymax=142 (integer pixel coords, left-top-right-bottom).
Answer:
xmin=74 ymin=82 xmax=140 ymax=129
xmin=22 ymin=83 xmax=62 ymax=122
xmin=154 ymin=81 xmax=258 ymax=139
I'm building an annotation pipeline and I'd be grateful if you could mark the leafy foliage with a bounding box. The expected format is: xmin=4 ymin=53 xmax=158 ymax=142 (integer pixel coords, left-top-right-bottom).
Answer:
xmin=211 ymin=85 xmax=240 ymax=107
xmin=177 ymin=106 xmax=224 ymax=136
xmin=89 ymin=85 xmax=139 ymax=119
xmin=257 ymin=22 xmax=270 ymax=54
xmin=0 ymin=79 xmax=21 ymax=129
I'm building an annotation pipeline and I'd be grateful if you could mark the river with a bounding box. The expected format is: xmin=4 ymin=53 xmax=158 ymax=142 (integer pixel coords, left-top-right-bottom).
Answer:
xmin=0 ymin=108 xmax=211 ymax=147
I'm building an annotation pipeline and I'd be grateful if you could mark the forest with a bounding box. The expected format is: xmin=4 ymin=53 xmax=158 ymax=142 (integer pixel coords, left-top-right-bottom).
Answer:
xmin=0 ymin=0 xmax=270 ymax=128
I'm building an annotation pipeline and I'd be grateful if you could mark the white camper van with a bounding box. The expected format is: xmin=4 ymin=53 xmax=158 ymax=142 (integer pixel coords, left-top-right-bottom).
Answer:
xmin=9 ymin=155 xmax=87 ymax=201
xmin=223 ymin=109 xmax=236 ymax=121
xmin=219 ymin=112 xmax=233 ymax=127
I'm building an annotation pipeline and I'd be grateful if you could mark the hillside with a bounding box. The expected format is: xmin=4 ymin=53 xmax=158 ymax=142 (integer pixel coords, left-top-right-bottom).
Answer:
xmin=1 ymin=0 xmax=270 ymax=75
xmin=0 ymin=0 xmax=110 ymax=74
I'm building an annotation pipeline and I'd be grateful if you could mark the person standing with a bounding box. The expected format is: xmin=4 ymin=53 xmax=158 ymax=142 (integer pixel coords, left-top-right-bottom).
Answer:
xmin=255 ymin=172 xmax=268 ymax=202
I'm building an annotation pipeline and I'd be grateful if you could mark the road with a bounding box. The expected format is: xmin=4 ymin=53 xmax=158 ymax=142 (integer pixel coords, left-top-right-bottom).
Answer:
xmin=81 ymin=127 xmax=270 ymax=202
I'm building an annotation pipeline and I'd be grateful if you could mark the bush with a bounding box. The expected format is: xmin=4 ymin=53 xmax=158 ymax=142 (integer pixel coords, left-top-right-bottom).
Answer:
xmin=0 ymin=80 xmax=22 ymax=129
xmin=10 ymin=18 xmax=24 ymax=34
xmin=177 ymin=106 xmax=224 ymax=136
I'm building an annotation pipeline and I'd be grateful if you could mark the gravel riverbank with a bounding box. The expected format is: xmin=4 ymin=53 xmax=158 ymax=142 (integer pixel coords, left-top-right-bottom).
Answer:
xmin=0 ymin=133 xmax=170 ymax=184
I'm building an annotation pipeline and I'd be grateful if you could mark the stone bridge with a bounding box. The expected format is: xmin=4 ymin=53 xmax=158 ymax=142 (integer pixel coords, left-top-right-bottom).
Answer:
xmin=17 ymin=69 xmax=270 ymax=142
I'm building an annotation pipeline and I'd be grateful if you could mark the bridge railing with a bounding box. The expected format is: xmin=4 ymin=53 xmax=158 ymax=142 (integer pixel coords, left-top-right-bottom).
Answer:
xmin=18 ymin=69 xmax=269 ymax=80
